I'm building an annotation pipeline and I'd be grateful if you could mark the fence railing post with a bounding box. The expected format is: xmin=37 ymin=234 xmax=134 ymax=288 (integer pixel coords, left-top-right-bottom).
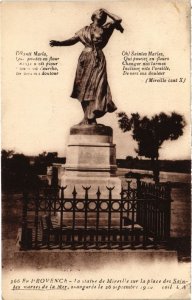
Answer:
xmin=72 ymin=186 xmax=77 ymax=250
xmin=119 ymin=188 xmax=124 ymax=250
xmin=154 ymin=193 xmax=159 ymax=249
xmin=165 ymin=182 xmax=172 ymax=242
xmin=126 ymin=180 xmax=131 ymax=195
xmin=106 ymin=186 xmax=114 ymax=249
xmin=53 ymin=186 xmax=58 ymax=216
xmin=59 ymin=186 xmax=67 ymax=249
xmin=136 ymin=177 xmax=141 ymax=198
xmin=136 ymin=178 xmax=141 ymax=225
xmin=96 ymin=187 xmax=101 ymax=249
xmin=20 ymin=191 xmax=29 ymax=250
xmin=82 ymin=186 xmax=91 ymax=249
xmin=142 ymin=197 xmax=148 ymax=249
xmin=34 ymin=189 xmax=40 ymax=249
xmin=131 ymin=196 xmax=135 ymax=250
xmin=46 ymin=191 xmax=53 ymax=250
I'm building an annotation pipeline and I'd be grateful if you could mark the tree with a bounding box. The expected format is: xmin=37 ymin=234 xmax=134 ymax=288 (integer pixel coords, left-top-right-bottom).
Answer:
xmin=1 ymin=149 xmax=14 ymax=160
xmin=117 ymin=112 xmax=186 ymax=183
xmin=1 ymin=150 xmax=32 ymax=191
xmin=34 ymin=151 xmax=58 ymax=174
xmin=1 ymin=150 xmax=43 ymax=191
xmin=1 ymin=150 xmax=15 ymax=190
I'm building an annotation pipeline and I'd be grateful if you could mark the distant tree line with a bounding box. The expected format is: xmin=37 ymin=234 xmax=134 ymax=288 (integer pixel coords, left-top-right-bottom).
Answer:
xmin=1 ymin=150 xmax=65 ymax=192
xmin=117 ymin=157 xmax=191 ymax=174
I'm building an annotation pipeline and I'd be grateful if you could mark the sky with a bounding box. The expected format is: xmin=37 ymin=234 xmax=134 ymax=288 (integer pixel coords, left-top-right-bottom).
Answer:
xmin=2 ymin=0 xmax=190 ymax=159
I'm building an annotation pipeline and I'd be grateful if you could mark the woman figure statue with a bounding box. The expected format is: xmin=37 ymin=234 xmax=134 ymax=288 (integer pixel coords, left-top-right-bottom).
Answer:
xmin=50 ymin=8 xmax=124 ymax=125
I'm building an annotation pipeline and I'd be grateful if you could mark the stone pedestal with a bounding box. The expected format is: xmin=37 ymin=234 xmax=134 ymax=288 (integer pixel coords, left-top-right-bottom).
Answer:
xmin=61 ymin=124 xmax=121 ymax=199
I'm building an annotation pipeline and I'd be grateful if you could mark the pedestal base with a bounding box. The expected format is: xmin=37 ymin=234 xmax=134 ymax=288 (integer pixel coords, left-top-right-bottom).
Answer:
xmin=61 ymin=176 xmax=122 ymax=199
xmin=61 ymin=124 xmax=121 ymax=199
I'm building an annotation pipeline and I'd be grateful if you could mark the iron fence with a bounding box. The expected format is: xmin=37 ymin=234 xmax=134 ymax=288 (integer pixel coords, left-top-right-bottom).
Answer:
xmin=20 ymin=180 xmax=172 ymax=250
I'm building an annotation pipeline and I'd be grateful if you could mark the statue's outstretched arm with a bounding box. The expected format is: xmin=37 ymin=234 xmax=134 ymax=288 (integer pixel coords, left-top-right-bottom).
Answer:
xmin=50 ymin=36 xmax=80 ymax=47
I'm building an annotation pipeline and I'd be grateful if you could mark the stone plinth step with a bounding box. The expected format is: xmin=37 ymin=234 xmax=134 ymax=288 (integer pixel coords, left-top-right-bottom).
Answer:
xmin=14 ymin=247 xmax=178 ymax=269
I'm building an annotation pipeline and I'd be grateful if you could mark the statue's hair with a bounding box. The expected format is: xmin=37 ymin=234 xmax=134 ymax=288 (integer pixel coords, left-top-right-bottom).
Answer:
xmin=91 ymin=9 xmax=107 ymax=24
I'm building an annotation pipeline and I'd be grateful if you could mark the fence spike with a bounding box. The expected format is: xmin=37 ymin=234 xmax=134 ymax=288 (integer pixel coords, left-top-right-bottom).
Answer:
xmin=96 ymin=187 xmax=101 ymax=197
xmin=120 ymin=187 xmax=124 ymax=199
xmin=61 ymin=187 xmax=64 ymax=199
xmin=82 ymin=185 xmax=91 ymax=190
xmin=72 ymin=186 xmax=77 ymax=197
xmin=82 ymin=186 xmax=91 ymax=198
xmin=106 ymin=186 xmax=115 ymax=191
xmin=59 ymin=185 xmax=67 ymax=190
xmin=126 ymin=180 xmax=132 ymax=185
xmin=106 ymin=186 xmax=115 ymax=200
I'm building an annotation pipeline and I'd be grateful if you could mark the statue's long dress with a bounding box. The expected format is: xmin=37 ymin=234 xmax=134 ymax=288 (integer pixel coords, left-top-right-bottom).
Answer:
xmin=71 ymin=22 xmax=117 ymax=120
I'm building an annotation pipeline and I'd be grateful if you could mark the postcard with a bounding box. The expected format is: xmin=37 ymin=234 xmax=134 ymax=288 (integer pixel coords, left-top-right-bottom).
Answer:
xmin=1 ymin=1 xmax=191 ymax=299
